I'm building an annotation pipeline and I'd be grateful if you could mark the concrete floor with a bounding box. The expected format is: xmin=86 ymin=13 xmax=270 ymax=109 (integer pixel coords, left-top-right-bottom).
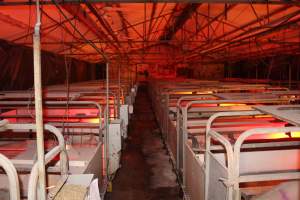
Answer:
xmin=106 ymin=83 xmax=180 ymax=200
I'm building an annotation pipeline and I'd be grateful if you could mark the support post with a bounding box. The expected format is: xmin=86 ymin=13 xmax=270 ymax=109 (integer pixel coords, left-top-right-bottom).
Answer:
xmin=33 ymin=0 xmax=46 ymax=199
xmin=289 ymin=64 xmax=292 ymax=89
xmin=135 ymin=64 xmax=138 ymax=84
xmin=106 ymin=62 xmax=110 ymax=178
xmin=118 ymin=59 xmax=121 ymax=118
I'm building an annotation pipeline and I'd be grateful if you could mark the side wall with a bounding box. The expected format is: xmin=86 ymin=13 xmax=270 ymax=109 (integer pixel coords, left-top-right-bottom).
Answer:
xmin=226 ymin=55 xmax=300 ymax=88
xmin=190 ymin=63 xmax=224 ymax=80
xmin=0 ymin=39 xmax=101 ymax=90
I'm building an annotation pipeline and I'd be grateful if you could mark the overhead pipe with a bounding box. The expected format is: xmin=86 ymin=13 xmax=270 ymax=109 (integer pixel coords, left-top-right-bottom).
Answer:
xmin=33 ymin=0 xmax=46 ymax=199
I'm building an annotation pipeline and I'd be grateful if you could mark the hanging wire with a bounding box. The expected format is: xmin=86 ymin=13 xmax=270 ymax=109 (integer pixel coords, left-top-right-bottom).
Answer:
xmin=61 ymin=11 xmax=79 ymax=144
xmin=27 ymin=86 xmax=35 ymax=121
xmin=51 ymin=1 xmax=115 ymax=181
xmin=60 ymin=9 xmax=71 ymax=139
xmin=27 ymin=4 xmax=39 ymax=121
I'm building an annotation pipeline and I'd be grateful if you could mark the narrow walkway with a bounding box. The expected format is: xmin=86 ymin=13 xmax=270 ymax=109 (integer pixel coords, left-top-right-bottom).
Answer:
xmin=106 ymin=83 xmax=180 ymax=200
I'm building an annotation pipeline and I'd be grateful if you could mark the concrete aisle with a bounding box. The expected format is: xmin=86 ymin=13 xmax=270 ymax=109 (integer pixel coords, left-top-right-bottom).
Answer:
xmin=106 ymin=83 xmax=180 ymax=200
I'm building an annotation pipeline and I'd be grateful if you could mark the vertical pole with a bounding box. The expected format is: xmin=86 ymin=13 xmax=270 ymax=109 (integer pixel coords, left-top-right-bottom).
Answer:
xmin=127 ymin=62 xmax=130 ymax=88
xmin=289 ymin=64 xmax=292 ymax=89
xmin=135 ymin=64 xmax=138 ymax=83
xmin=118 ymin=59 xmax=121 ymax=118
xmin=106 ymin=62 xmax=110 ymax=178
xmin=182 ymin=107 xmax=187 ymax=189
xmin=255 ymin=64 xmax=258 ymax=84
xmin=297 ymin=62 xmax=299 ymax=83
xmin=130 ymin=64 xmax=133 ymax=88
xmin=33 ymin=0 xmax=46 ymax=199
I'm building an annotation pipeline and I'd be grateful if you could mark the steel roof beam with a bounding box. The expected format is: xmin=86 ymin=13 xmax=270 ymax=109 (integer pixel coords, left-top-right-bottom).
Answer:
xmin=39 ymin=9 xmax=87 ymax=54
xmin=62 ymin=4 xmax=120 ymax=51
xmin=187 ymin=4 xmax=293 ymax=56
xmin=85 ymin=2 xmax=122 ymax=49
xmin=11 ymin=16 xmax=74 ymax=42
xmin=116 ymin=9 xmax=130 ymax=40
xmin=208 ymin=10 xmax=300 ymax=51
xmin=121 ymin=17 xmax=144 ymax=40
xmin=148 ymin=3 xmax=167 ymax=40
xmin=159 ymin=3 xmax=201 ymax=41
xmin=147 ymin=3 xmax=157 ymax=40
xmin=116 ymin=10 xmax=135 ymax=51
xmin=203 ymin=44 xmax=300 ymax=63
xmin=192 ymin=4 xmax=236 ymax=40
xmin=187 ymin=15 xmax=300 ymax=62
xmin=0 ymin=0 xmax=299 ymax=6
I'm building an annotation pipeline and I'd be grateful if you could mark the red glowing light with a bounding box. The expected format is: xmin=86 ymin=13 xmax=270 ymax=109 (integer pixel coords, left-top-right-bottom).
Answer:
xmin=249 ymin=131 xmax=300 ymax=140
xmin=86 ymin=118 xmax=100 ymax=123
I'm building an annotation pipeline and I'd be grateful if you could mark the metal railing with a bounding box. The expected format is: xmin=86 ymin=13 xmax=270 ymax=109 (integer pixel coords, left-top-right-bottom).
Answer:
xmin=0 ymin=120 xmax=68 ymax=200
